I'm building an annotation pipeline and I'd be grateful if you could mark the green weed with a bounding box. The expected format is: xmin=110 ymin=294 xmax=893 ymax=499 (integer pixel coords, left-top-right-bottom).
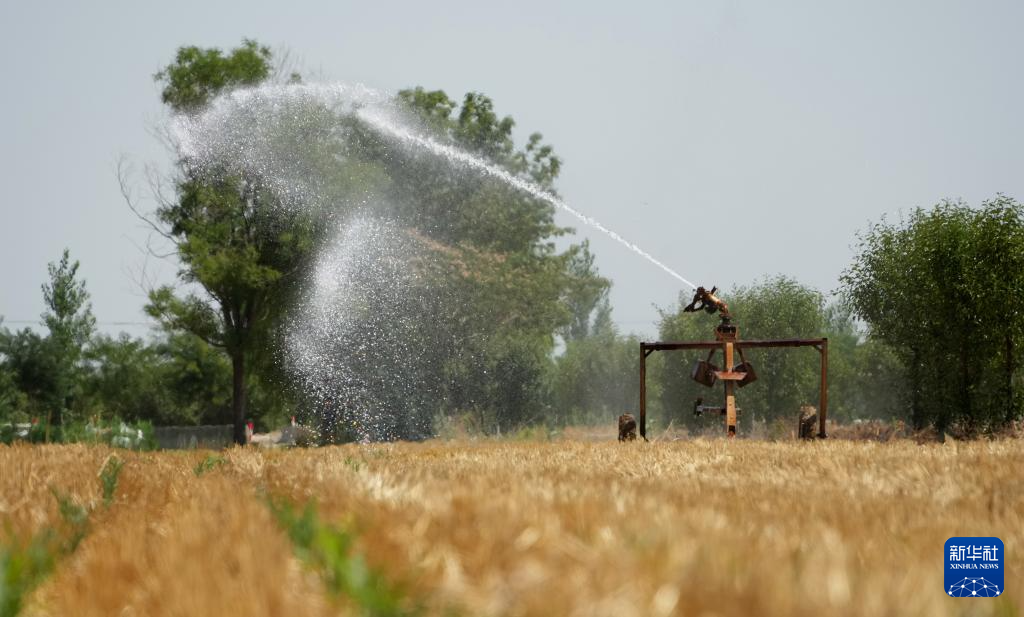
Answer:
xmin=266 ymin=498 xmax=417 ymax=617
xmin=193 ymin=454 xmax=226 ymax=477
xmin=0 ymin=530 xmax=58 ymax=617
xmin=99 ymin=456 xmax=124 ymax=506
xmin=0 ymin=489 xmax=93 ymax=617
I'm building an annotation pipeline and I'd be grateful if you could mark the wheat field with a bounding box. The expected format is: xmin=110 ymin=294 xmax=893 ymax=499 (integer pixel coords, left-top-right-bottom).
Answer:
xmin=1 ymin=438 xmax=1020 ymax=617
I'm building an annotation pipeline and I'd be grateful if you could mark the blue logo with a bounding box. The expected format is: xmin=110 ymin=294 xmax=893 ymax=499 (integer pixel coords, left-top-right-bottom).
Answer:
xmin=945 ymin=537 xmax=1003 ymax=597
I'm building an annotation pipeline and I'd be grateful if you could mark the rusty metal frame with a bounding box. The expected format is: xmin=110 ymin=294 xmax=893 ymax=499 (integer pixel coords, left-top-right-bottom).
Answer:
xmin=639 ymin=338 xmax=828 ymax=439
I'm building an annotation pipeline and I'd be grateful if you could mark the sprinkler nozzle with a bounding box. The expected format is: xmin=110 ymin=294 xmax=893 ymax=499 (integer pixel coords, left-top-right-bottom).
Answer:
xmin=683 ymin=286 xmax=731 ymax=320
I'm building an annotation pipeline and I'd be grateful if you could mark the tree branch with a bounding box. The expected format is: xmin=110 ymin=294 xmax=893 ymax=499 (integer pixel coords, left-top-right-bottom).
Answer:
xmin=117 ymin=156 xmax=174 ymax=242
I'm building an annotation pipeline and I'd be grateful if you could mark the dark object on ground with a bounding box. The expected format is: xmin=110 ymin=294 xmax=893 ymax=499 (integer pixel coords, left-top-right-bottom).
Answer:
xmin=798 ymin=406 xmax=817 ymax=440
xmin=618 ymin=414 xmax=637 ymax=442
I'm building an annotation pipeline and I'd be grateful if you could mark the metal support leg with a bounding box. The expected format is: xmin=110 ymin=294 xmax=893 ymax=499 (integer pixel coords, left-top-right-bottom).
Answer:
xmin=818 ymin=338 xmax=828 ymax=438
xmin=640 ymin=344 xmax=647 ymax=440
xmin=725 ymin=341 xmax=736 ymax=437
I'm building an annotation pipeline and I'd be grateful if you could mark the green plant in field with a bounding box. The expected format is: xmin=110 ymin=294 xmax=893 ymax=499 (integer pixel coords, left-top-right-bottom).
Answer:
xmin=0 ymin=530 xmax=58 ymax=617
xmin=193 ymin=454 xmax=226 ymax=477
xmin=0 ymin=489 xmax=94 ymax=617
xmin=266 ymin=498 xmax=417 ymax=617
xmin=512 ymin=424 xmax=554 ymax=441
xmin=50 ymin=489 xmax=88 ymax=553
xmin=99 ymin=456 xmax=124 ymax=506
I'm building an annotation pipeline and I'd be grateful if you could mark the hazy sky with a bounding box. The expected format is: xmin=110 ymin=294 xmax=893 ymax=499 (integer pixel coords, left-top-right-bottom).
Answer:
xmin=1 ymin=1 xmax=1021 ymax=339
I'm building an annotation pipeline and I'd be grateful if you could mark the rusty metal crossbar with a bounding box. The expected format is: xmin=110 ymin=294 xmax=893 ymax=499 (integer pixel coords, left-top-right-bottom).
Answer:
xmin=639 ymin=338 xmax=828 ymax=439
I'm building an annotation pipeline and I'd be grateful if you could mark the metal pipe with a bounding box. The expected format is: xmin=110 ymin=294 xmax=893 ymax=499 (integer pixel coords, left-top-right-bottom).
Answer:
xmin=724 ymin=341 xmax=736 ymax=436
xmin=640 ymin=343 xmax=647 ymax=439
xmin=818 ymin=338 xmax=829 ymax=438
xmin=643 ymin=338 xmax=828 ymax=351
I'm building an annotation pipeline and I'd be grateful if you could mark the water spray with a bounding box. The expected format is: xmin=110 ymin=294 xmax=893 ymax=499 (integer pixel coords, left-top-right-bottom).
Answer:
xmin=355 ymin=107 xmax=698 ymax=291
xmin=171 ymin=82 xmax=706 ymax=442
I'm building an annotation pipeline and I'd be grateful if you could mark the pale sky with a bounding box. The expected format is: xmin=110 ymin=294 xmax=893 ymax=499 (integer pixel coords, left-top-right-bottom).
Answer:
xmin=1 ymin=1 xmax=1021 ymax=339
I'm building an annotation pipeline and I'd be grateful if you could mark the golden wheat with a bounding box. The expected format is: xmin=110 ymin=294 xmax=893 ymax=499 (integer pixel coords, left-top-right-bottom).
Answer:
xmin=3 ymin=439 xmax=1020 ymax=616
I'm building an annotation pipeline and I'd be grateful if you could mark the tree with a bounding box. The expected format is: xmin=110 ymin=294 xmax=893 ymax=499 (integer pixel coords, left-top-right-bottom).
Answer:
xmin=560 ymin=241 xmax=611 ymax=342
xmin=40 ymin=249 xmax=95 ymax=438
xmin=368 ymin=88 xmax=606 ymax=434
xmin=147 ymin=40 xmax=313 ymax=444
xmin=0 ymin=321 xmax=24 ymax=420
xmin=841 ymin=197 xmax=1024 ymax=435
xmin=550 ymin=299 xmax=644 ymax=426
xmin=284 ymin=86 xmax=607 ymax=439
xmin=0 ymin=361 xmax=25 ymax=423
xmin=82 ymin=334 xmax=169 ymax=425
xmin=82 ymin=332 xmax=240 ymax=427
xmin=821 ymin=304 xmax=904 ymax=423
xmin=0 ymin=328 xmax=55 ymax=424
xmin=154 ymin=39 xmax=271 ymax=112
xmin=143 ymin=48 xmax=605 ymax=441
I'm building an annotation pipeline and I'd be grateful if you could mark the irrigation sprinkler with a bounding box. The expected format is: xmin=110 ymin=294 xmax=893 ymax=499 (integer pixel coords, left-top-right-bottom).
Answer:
xmin=639 ymin=285 xmax=828 ymax=439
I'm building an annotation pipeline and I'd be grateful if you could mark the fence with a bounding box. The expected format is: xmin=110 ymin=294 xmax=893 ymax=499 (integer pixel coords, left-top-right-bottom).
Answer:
xmin=154 ymin=425 xmax=233 ymax=450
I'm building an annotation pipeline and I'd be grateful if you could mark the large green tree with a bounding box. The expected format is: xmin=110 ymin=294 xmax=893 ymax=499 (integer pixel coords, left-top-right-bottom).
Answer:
xmin=841 ymin=197 xmax=1024 ymax=435
xmin=143 ymin=44 xmax=606 ymax=441
xmin=147 ymin=40 xmax=313 ymax=444
xmin=375 ymin=88 xmax=607 ymax=434
xmin=287 ymin=86 xmax=609 ymax=439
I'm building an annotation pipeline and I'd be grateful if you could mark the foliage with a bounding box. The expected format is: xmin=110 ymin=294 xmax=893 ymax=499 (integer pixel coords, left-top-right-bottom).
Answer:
xmin=0 ymin=488 xmax=93 ymax=617
xmin=0 ymin=358 xmax=26 ymax=424
xmin=267 ymin=498 xmax=417 ymax=616
xmin=59 ymin=418 xmax=154 ymax=450
xmin=0 ymin=251 xmax=94 ymax=439
xmin=82 ymin=334 xmax=169 ymax=424
xmin=550 ymin=299 xmax=646 ymax=426
xmin=41 ymin=250 xmax=96 ymax=359
xmin=83 ymin=332 xmax=231 ymax=427
xmin=150 ymin=40 xmax=315 ymax=444
xmin=3 ymin=320 xmax=292 ymax=439
xmin=841 ymin=196 xmax=1024 ymax=434
xmin=311 ymin=87 xmax=609 ymax=437
xmin=154 ymin=39 xmax=271 ymax=113
xmin=99 ymin=456 xmax=124 ymax=505
xmin=40 ymin=250 xmax=95 ymax=435
xmin=83 ymin=330 xmax=291 ymax=433
xmin=652 ymin=275 xmax=909 ymax=432
xmin=0 ymin=328 xmax=57 ymax=425
xmin=559 ymin=241 xmax=611 ymax=342
xmin=0 ymin=529 xmax=58 ymax=617
xmin=194 ymin=454 xmax=226 ymax=477
xmin=821 ymin=304 xmax=905 ymax=422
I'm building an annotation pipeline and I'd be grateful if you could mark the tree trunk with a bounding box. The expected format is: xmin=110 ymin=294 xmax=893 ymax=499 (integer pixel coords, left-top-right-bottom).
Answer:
xmin=231 ymin=351 xmax=247 ymax=446
xmin=1006 ymin=334 xmax=1016 ymax=425
xmin=910 ymin=349 xmax=924 ymax=431
xmin=958 ymin=342 xmax=972 ymax=437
